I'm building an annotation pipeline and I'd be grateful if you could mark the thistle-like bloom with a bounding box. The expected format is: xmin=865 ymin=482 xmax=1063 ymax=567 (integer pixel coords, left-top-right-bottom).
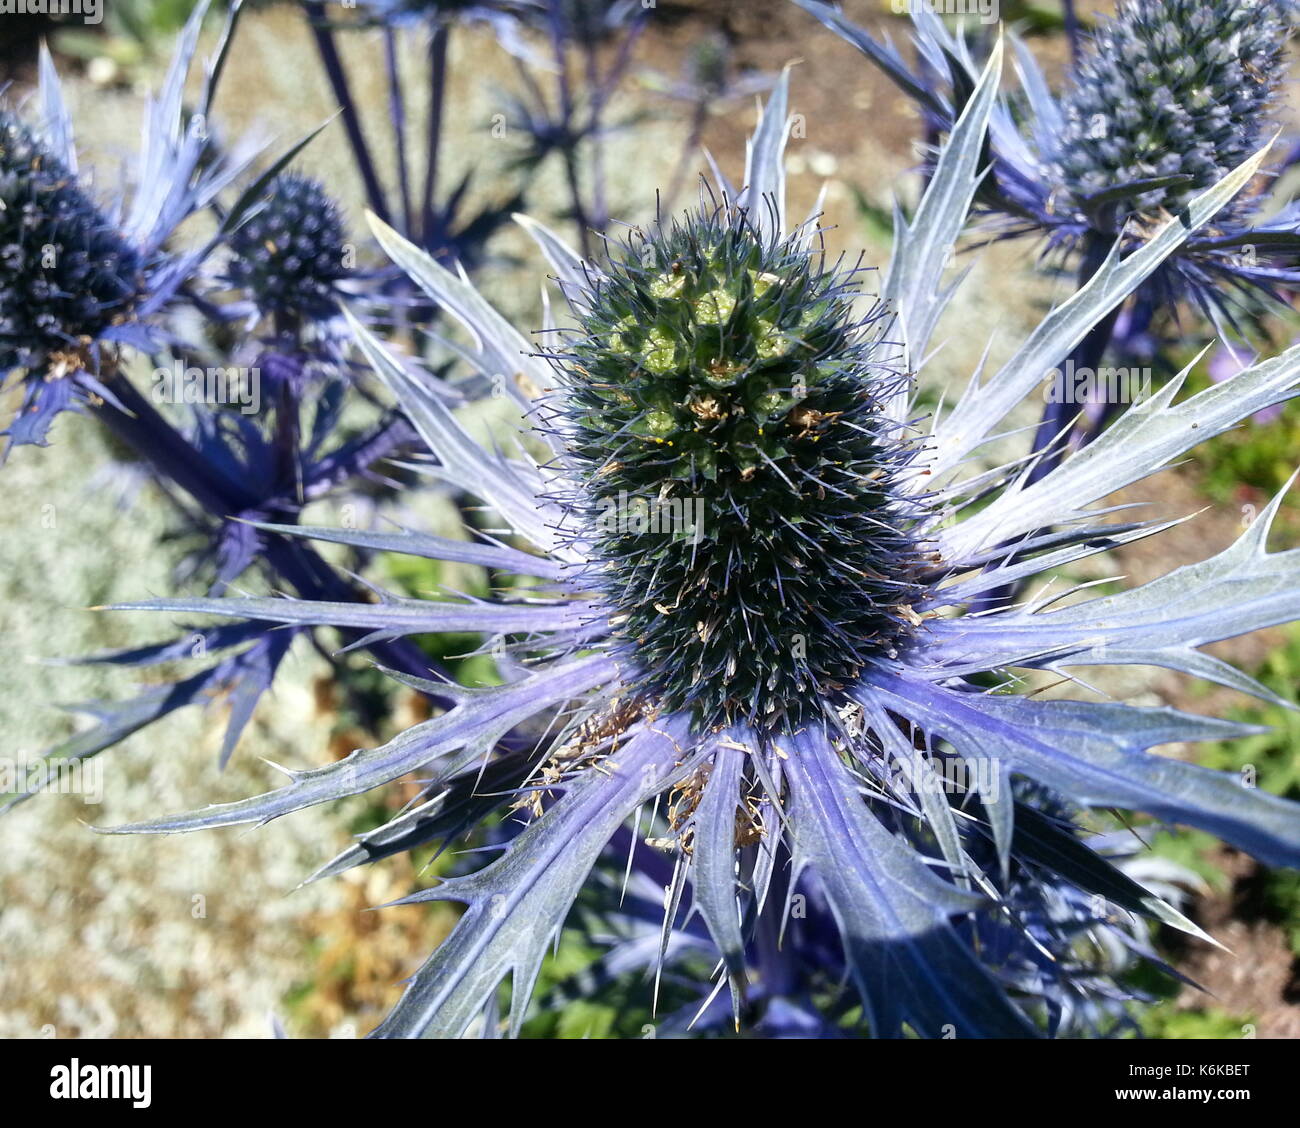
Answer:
xmin=0 ymin=4 xmax=446 ymax=796
xmin=1053 ymin=0 xmax=1286 ymax=225
xmin=561 ymin=209 xmax=923 ymax=727
xmin=0 ymin=112 xmax=144 ymax=378
xmin=0 ymin=1 xmax=264 ymax=455
xmin=226 ymin=173 xmax=353 ymax=324
xmin=99 ymin=68 xmax=1300 ymax=1038
xmin=798 ymin=0 xmax=1300 ymax=328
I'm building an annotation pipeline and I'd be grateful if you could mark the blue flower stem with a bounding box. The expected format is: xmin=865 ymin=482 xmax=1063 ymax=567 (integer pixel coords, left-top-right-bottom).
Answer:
xmin=580 ymin=10 xmax=643 ymax=235
xmin=546 ymin=1 xmax=592 ymax=257
xmin=581 ymin=39 xmax=608 ymax=236
xmin=385 ymin=25 xmax=415 ymax=238
xmin=1063 ymin=0 xmax=1081 ymax=65
xmin=663 ymin=99 xmax=710 ymax=211
xmin=302 ymin=413 xmax=417 ymax=501
xmin=270 ymin=323 xmax=305 ymax=507
xmin=753 ymin=846 xmax=796 ymax=997
xmin=421 ymin=21 xmax=450 ymax=251
xmin=304 ymin=6 xmax=392 ymax=225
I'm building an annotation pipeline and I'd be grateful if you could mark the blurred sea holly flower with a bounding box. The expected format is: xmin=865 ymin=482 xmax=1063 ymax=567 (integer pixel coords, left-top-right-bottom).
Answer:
xmin=93 ymin=61 xmax=1300 ymax=1038
xmin=225 ymin=172 xmax=356 ymax=328
xmin=796 ymin=0 xmax=1300 ymax=334
xmin=489 ymin=0 xmax=651 ymax=255
xmin=0 ymin=0 xmax=273 ymax=456
xmin=0 ymin=5 xmax=457 ymax=793
xmin=640 ymin=30 xmax=777 ymax=210
xmin=296 ymin=0 xmax=530 ymax=270
xmin=342 ymin=0 xmax=544 ymax=37
xmin=800 ymin=0 xmax=1300 ymax=528
xmin=642 ymin=30 xmax=774 ymax=107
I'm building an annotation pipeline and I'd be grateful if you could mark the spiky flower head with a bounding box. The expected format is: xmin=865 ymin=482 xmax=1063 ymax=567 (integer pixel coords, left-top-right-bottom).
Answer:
xmin=82 ymin=73 xmax=1300 ymax=1041
xmin=796 ymin=0 xmax=1300 ymax=338
xmin=0 ymin=109 xmax=143 ymax=375
xmin=1055 ymin=0 xmax=1288 ymax=223
xmin=227 ymin=174 xmax=351 ymax=323
xmin=559 ymin=207 xmax=923 ymax=730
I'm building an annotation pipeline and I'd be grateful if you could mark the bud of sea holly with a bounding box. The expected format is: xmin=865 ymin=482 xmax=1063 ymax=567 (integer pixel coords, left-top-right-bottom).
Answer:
xmin=1055 ymin=0 xmax=1287 ymax=223
xmin=226 ymin=174 xmax=351 ymax=323
xmin=0 ymin=110 xmax=143 ymax=374
xmin=557 ymin=205 xmax=926 ymax=731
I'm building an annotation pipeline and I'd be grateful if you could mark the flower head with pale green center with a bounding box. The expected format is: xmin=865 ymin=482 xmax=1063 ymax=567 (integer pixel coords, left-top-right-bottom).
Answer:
xmin=556 ymin=205 xmax=924 ymax=729
xmin=94 ymin=65 xmax=1300 ymax=1039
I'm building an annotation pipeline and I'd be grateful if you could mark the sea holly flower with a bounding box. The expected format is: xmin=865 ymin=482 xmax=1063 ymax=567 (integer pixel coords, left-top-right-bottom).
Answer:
xmin=643 ymin=32 xmax=777 ymax=210
xmin=557 ymin=204 xmax=924 ymax=727
xmin=797 ymin=0 xmax=1300 ymax=326
xmin=221 ymin=170 xmax=362 ymax=517
xmin=0 ymin=0 xmax=268 ymax=456
xmin=226 ymin=173 xmax=354 ymax=327
xmin=0 ymin=111 xmax=143 ymax=380
xmin=94 ymin=61 xmax=1300 ymax=1038
xmin=489 ymin=0 xmax=651 ymax=255
xmin=0 ymin=4 xmax=455 ymax=804
xmin=1053 ymin=0 xmax=1286 ymax=225
xmin=798 ymin=0 xmax=1300 ymax=529
xmin=296 ymin=0 xmax=539 ymax=269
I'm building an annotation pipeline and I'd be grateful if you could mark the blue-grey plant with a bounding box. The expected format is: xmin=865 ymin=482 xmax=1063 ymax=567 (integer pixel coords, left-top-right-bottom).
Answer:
xmin=88 ymin=63 xmax=1300 ymax=1038
xmin=297 ymin=0 xmax=644 ymax=268
xmin=226 ymin=172 xmax=354 ymax=325
xmin=797 ymin=0 xmax=1300 ymax=479
xmin=0 ymin=4 xmax=459 ymax=796
xmin=491 ymin=0 xmax=648 ymax=256
xmin=644 ymin=31 xmax=776 ymax=211
xmin=1 ymin=4 xmax=261 ymax=453
xmin=1053 ymin=0 xmax=1286 ymax=225
xmin=298 ymin=0 xmax=533 ymax=273
xmin=552 ymin=801 xmax=1198 ymax=1037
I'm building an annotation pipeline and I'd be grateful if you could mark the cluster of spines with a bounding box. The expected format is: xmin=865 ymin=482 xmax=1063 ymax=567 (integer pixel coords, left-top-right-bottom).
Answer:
xmin=226 ymin=174 xmax=351 ymax=323
xmin=1055 ymin=0 xmax=1288 ymax=221
xmin=555 ymin=204 xmax=925 ymax=731
xmin=0 ymin=110 xmax=143 ymax=373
